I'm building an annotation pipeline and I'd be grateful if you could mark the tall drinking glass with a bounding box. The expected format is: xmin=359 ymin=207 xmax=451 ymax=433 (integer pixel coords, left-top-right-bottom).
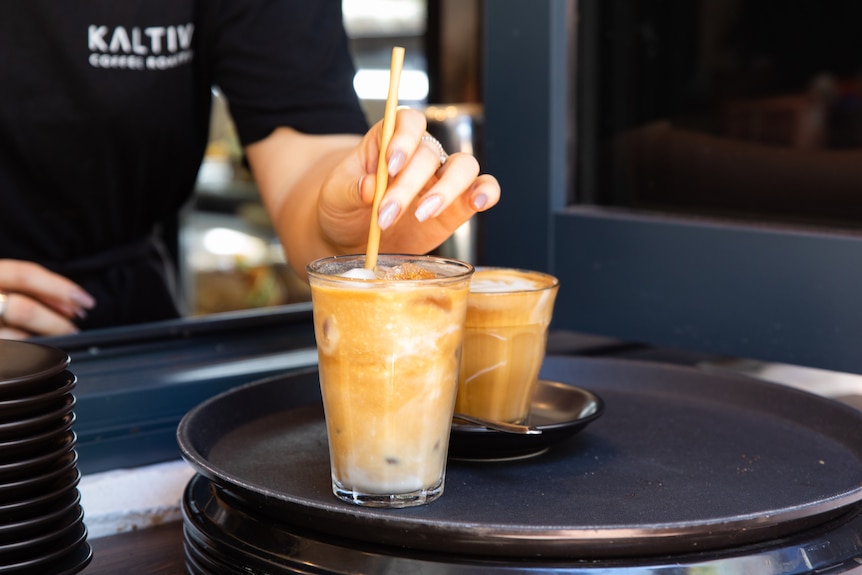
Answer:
xmin=307 ymin=254 xmax=473 ymax=508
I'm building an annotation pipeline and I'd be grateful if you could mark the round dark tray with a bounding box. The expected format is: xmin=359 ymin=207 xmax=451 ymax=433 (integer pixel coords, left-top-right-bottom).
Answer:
xmin=183 ymin=474 xmax=862 ymax=574
xmin=177 ymin=356 xmax=862 ymax=558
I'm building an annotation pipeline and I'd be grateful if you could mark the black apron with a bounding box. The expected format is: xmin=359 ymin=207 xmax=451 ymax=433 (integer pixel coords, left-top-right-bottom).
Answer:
xmin=47 ymin=235 xmax=184 ymax=331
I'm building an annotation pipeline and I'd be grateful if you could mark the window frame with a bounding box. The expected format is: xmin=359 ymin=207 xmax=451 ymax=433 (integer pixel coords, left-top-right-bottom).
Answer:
xmin=481 ymin=0 xmax=862 ymax=375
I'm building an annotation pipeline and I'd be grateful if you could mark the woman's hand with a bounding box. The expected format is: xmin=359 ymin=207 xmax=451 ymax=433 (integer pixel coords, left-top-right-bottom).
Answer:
xmin=247 ymin=107 xmax=500 ymax=276
xmin=0 ymin=260 xmax=96 ymax=339
xmin=319 ymin=107 xmax=500 ymax=255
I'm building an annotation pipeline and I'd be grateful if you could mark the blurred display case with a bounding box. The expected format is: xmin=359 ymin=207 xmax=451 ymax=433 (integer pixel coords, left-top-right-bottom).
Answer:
xmin=180 ymin=1 xmax=430 ymax=316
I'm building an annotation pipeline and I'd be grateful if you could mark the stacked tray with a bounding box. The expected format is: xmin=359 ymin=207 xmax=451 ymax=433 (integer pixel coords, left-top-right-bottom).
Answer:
xmin=0 ymin=340 xmax=90 ymax=574
xmin=178 ymin=357 xmax=862 ymax=573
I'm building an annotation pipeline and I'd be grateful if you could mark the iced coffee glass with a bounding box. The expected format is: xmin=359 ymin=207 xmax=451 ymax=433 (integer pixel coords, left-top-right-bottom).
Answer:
xmin=307 ymin=254 xmax=473 ymax=508
xmin=455 ymin=268 xmax=559 ymax=424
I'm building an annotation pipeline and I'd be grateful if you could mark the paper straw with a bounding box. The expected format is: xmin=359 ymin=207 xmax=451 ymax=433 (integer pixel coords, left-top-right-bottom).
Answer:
xmin=365 ymin=46 xmax=405 ymax=270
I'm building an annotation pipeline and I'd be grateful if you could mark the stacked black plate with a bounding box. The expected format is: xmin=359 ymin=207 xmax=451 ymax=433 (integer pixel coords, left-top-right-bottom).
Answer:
xmin=0 ymin=340 xmax=90 ymax=574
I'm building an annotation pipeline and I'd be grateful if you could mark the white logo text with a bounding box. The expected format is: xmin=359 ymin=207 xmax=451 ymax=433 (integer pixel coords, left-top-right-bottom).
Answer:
xmin=88 ymin=24 xmax=194 ymax=70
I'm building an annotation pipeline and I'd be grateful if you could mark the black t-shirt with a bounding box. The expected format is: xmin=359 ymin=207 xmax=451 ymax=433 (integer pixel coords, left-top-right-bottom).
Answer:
xmin=0 ymin=0 xmax=368 ymax=328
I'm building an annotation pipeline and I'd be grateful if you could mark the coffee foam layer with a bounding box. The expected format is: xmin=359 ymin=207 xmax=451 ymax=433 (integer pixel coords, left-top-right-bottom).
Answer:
xmin=470 ymin=270 xmax=552 ymax=293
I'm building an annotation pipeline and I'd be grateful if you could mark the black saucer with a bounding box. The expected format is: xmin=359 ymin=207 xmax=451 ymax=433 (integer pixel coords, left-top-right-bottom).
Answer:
xmin=0 ymin=505 xmax=84 ymax=558
xmin=0 ymin=416 xmax=76 ymax=462
xmin=0 ymin=522 xmax=89 ymax=575
xmin=0 ymin=469 xmax=81 ymax=522
xmin=0 ymin=341 xmax=87 ymax=574
xmin=0 ymin=395 xmax=76 ymax=440
xmin=0 ymin=432 xmax=76 ymax=482
xmin=0 ymin=451 xmax=79 ymax=501
xmin=0 ymin=342 xmax=69 ymax=396
xmin=0 ymin=372 xmax=75 ymax=420
xmin=0 ymin=490 xmax=81 ymax=542
xmin=448 ymin=379 xmax=604 ymax=461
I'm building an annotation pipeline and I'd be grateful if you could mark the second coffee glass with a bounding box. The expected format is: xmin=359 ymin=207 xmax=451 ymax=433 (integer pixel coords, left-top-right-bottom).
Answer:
xmin=455 ymin=268 xmax=559 ymax=424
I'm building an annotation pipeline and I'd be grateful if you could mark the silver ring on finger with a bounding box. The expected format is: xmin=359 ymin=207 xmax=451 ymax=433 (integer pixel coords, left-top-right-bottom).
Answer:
xmin=0 ymin=291 xmax=8 ymax=326
xmin=421 ymin=132 xmax=448 ymax=168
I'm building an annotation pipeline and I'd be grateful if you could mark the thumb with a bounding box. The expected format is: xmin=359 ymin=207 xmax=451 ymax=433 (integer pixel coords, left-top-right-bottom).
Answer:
xmin=317 ymin=152 xmax=378 ymax=252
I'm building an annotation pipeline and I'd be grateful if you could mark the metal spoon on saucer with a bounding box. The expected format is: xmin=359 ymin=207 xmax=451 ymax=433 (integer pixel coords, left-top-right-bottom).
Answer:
xmin=452 ymin=413 xmax=542 ymax=435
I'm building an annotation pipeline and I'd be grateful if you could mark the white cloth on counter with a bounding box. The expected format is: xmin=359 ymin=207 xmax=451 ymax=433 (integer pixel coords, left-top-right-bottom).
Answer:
xmin=79 ymin=459 xmax=196 ymax=539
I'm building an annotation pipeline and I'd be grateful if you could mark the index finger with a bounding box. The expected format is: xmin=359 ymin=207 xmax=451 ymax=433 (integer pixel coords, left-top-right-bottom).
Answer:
xmin=0 ymin=292 xmax=80 ymax=337
xmin=384 ymin=107 xmax=429 ymax=178
xmin=0 ymin=260 xmax=95 ymax=318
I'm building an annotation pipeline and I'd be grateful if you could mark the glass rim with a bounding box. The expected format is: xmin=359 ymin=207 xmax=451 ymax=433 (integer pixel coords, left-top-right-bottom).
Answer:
xmin=469 ymin=266 xmax=560 ymax=294
xmin=306 ymin=253 xmax=475 ymax=284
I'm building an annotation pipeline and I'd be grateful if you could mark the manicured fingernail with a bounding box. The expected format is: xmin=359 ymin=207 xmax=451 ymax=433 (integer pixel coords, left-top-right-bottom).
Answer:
xmin=472 ymin=193 xmax=489 ymax=210
xmin=415 ymin=194 xmax=443 ymax=222
xmin=72 ymin=292 xmax=96 ymax=309
xmin=378 ymin=200 xmax=401 ymax=230
xmin=387 ymin=150 xmax=406 ymax=176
